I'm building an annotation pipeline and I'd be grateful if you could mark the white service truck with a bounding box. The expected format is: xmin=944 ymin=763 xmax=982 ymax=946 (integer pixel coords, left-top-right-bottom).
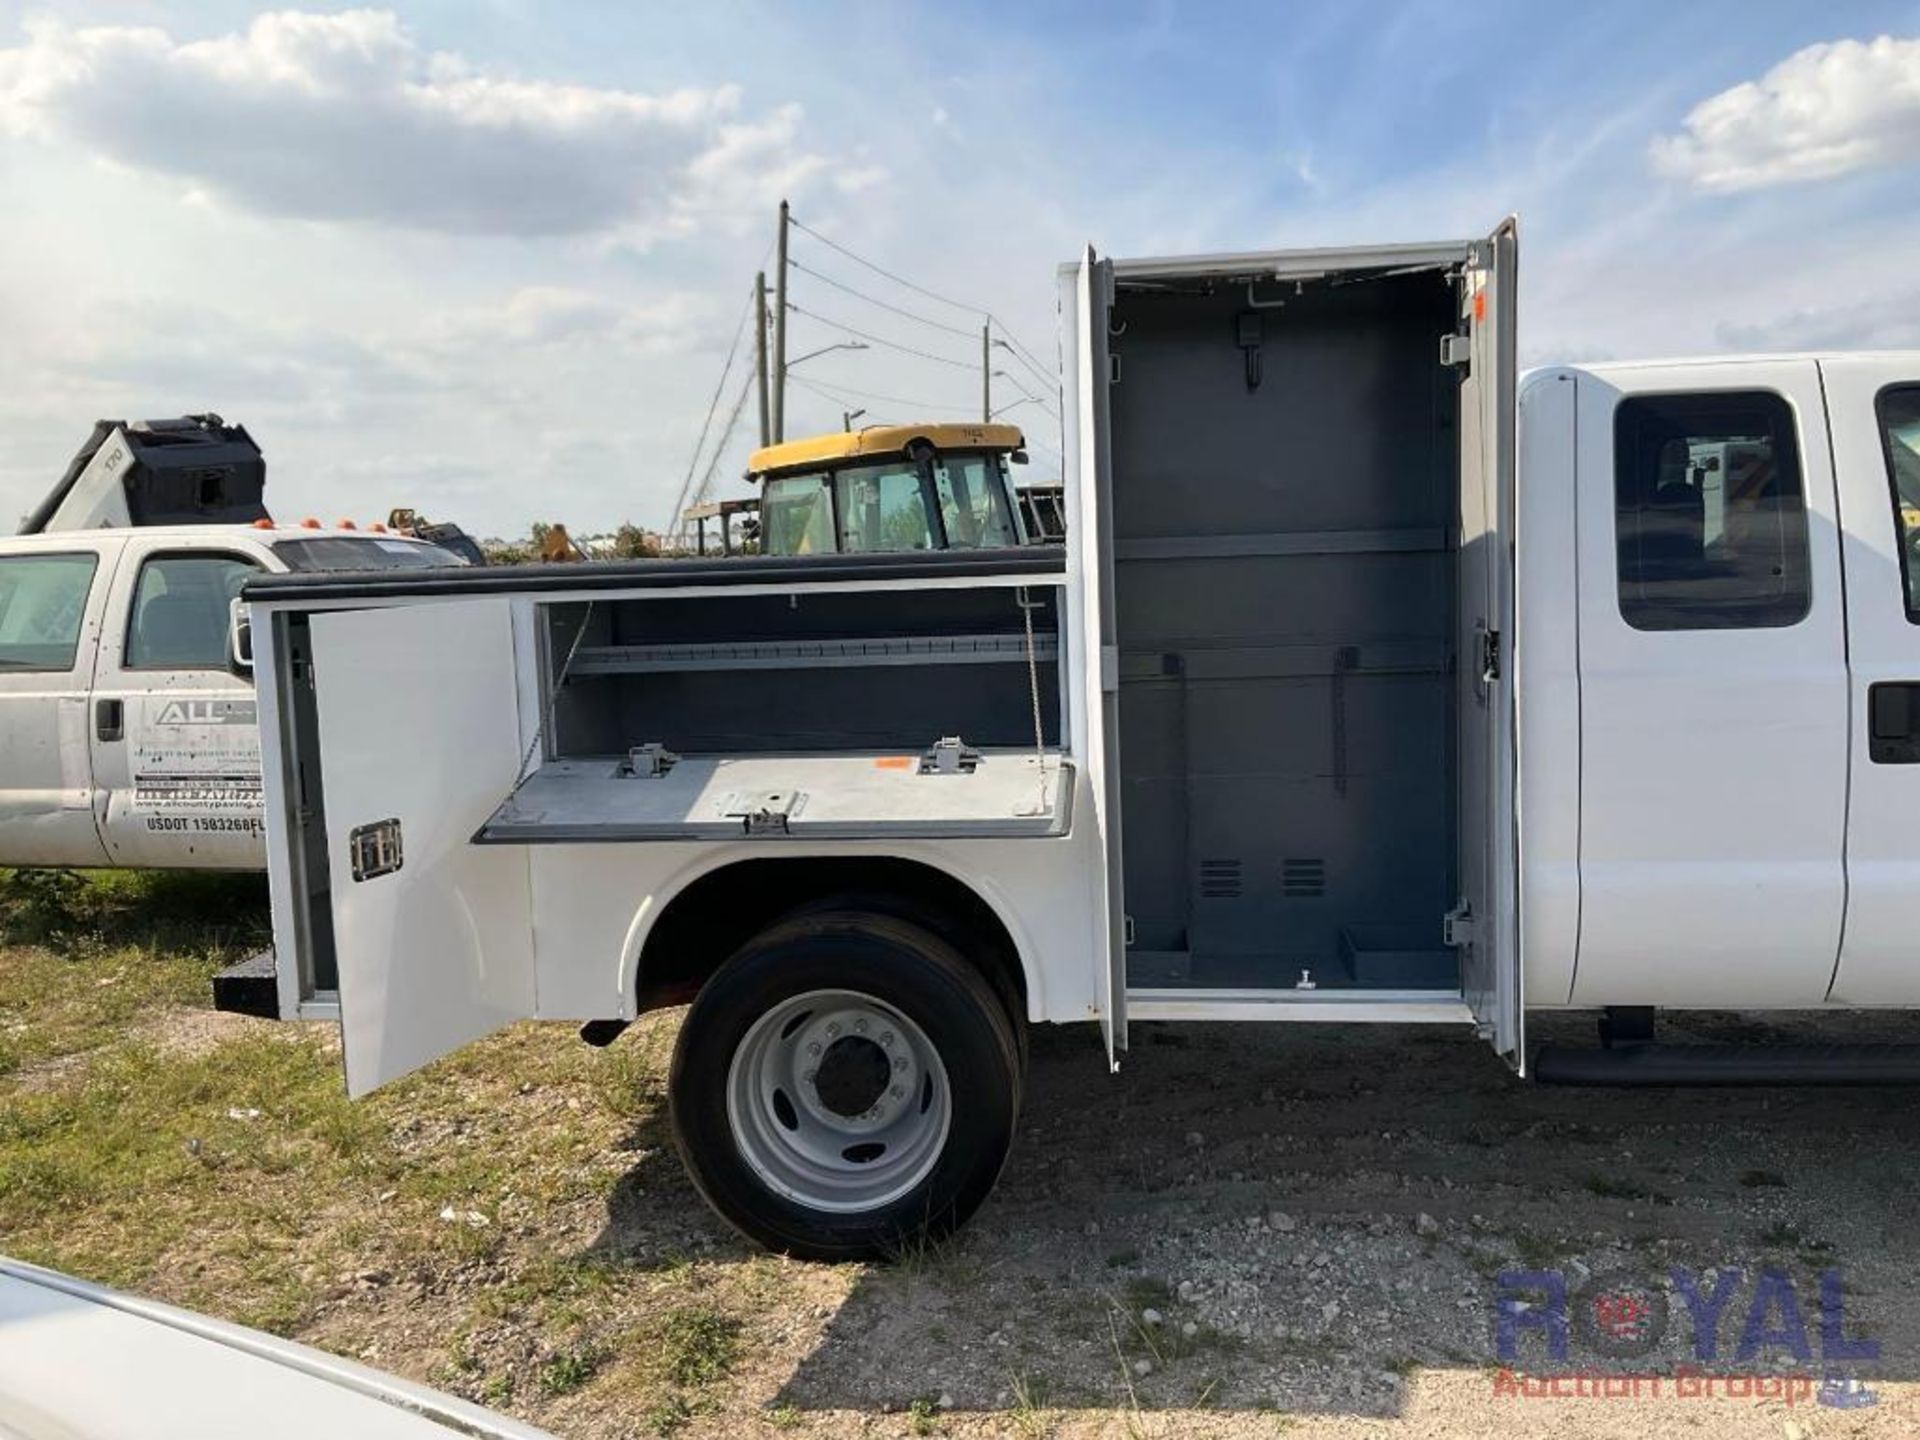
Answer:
xmin=229 ymin=220 xmax=1920 ymax=1259
xmin=0 ymin=416 xmax=467 ymax=872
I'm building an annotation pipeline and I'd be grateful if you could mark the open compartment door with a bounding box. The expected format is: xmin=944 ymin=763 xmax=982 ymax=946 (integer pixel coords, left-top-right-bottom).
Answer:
xmin=308 ymin=597 xmax=534 ymax=1095
xmin=1454 ymin=217 xmax=1523 ymax=1067
xmin=1066 ymin=247 xmax=1128 ymax=1065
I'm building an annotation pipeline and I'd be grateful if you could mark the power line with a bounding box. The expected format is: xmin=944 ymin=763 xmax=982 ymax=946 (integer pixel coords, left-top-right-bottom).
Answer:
xmin=994 ymin=336 xmax=1057 ymax=391
xmin=669 ymin=277 xmax=757 ymax=528
xmin=690 ymin=368 xmax=758 ymax=512
xmin=788 ymin=259 xmax=980 ymax=341
xmin=789 ymin=210 xmax=1055 ymax=386
xmin=788 ymin=303 xmax=977 ymax=371
xmin=791 ymin=214 xmax=989 ymax=320
xmin=787 ymin=373 xmax=977 ymax=416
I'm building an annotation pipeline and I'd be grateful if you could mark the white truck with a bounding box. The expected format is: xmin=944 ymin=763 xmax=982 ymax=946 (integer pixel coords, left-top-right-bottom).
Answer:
xmin=0 ymin=416 xmax=467 ymax=872
xmin=229 ymin=219 xmax=1920 ymax=1259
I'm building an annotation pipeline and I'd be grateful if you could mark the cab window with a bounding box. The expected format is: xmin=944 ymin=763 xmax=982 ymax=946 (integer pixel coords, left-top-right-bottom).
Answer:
xmin=836 ymin=462 xmax=935 ymax=552
xmin=1877 ymin=385 xmax=1920 ymax=622
xmin=126 ymin=553 xmax=260 ymax=669
xmin=934 ymin=454 xmax=1017 ymax=549
xmin=0 ymin=552 xmax=98 ymax=671
xmin=1614 ymin=390 xmax=1810 ymax=631
xmin=762 ymin=476 xmax=833 ymax=555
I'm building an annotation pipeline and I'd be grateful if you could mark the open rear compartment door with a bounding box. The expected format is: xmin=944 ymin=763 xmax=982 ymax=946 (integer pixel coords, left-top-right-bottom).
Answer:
xmin=1064 ymin=247 xmax=1127 ymax=1065
xmin=1454 ymin=217 xmax=1523 ymax=1067
xmin=307 ymin=596 xmax=535 ymax=1096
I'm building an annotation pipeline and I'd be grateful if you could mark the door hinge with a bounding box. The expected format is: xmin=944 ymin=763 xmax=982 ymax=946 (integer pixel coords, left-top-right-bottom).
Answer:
xmin=1479 ymin=628 xmax=1502 ymax=685
xmin=919 ymin=735 xmax=982 ymax=775
xmin=1442 ymin=903 xmax=1474 ymax=949
xmin=1440 ymin=332 xmax=1472 ymax=368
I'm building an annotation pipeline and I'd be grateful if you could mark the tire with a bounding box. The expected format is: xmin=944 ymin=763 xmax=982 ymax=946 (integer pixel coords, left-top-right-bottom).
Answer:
xmin=669 ymin=909 xmax=1021 ymax=1261
xmin=775 ymin=890 xmax=1030 ymax=1083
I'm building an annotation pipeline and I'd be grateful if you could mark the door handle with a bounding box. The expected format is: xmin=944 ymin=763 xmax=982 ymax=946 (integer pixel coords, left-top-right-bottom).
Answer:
xmin=1868 ymin=683 xmax=1920 ymax=764
xmin=95 ymin=697 xmax=123 ymax=743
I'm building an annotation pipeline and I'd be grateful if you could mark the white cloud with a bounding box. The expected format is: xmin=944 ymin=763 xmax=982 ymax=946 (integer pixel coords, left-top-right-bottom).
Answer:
xmin=1650 ymin=35 xmax=1920 ymax=192
xmin=0 ymin=9 xmax=829 ymax=236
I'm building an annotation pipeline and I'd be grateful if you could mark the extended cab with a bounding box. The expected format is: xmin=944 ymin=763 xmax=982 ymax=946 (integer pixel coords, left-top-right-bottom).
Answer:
xmin=233 ymin=220 xmax=1920 ymax=1259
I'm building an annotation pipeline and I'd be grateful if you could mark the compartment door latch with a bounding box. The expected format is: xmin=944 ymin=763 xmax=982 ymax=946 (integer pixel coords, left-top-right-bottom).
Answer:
xmin=722 ymin=790 xmax=802 ymax=836
xmin=1479 ymin=628 xmax=1502 ymax=685
xmin=1442 ymin=903 xmax=1474 ymax=950
xmin=1440 ymin=332 xmax=1471 ymax=369
xmin=348 ymin=818 xmax=404 ymax=882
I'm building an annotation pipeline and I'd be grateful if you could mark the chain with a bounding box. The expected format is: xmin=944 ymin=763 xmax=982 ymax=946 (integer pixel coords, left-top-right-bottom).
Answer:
xmin=515 ymin=600 xmax=596 ymax=786
xmin=1015 ymin=586 xmax=1049 ymax=811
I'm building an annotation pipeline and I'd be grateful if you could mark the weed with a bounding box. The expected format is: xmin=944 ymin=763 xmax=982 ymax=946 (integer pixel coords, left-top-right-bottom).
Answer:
xmin=538 ymin=1342 xmax=606 ymax=1396
xmin=765 ymin=1401 xmax=802 ymax=1430
xmin=1007 ymin=1371 xmax=1051 ymax=1437
xmin=661 ymin=1305 xmax=740 ymax=1387
xmin=907 ymin=1394 xmax=942 ymax=1435
xmin=645 ymin=1395 xmax=692 ymax=1436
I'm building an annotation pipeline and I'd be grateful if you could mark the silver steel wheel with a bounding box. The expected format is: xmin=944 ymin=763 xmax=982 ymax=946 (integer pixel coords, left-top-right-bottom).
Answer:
xmin=725 ymin=988 xmax=952 ymax=1213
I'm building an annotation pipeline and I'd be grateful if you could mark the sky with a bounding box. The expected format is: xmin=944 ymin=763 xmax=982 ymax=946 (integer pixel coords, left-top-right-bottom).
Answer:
xmin=3 ymin=1 xmax=1920 ymax=538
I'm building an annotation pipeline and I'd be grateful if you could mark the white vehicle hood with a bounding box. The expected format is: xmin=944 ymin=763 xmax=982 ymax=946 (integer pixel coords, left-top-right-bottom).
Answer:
xmin=0 ymin=1259 xmax=553 ymax=1440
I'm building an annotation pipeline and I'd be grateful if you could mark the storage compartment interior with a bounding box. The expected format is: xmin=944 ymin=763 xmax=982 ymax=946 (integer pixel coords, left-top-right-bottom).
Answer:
xmin=484 ymin=581 xmax=1070 ymax=841
xmin=1108 ymin=264 xmax=1464 ymax=991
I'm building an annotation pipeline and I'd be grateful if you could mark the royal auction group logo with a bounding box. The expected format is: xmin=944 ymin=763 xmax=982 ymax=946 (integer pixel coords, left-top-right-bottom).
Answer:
xmin=1492 ymin=1265 xmax=1879 ymax=1408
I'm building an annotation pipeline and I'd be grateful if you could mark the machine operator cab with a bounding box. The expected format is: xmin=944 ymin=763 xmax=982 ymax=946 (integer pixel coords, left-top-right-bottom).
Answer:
xmin=751 ymin=423 xmax=1038 ymax=556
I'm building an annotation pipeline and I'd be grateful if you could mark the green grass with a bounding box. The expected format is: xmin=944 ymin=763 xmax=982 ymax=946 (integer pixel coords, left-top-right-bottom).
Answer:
xmin=660 ymin=1305 xmax=741 ymax=1387
xmin=0 ymin=868 xmax=771 ymax=1424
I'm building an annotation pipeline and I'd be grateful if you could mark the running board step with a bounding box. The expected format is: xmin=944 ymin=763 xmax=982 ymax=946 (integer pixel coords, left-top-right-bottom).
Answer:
xmin=1534 ymin=1043 xmax=1920 ymax=1087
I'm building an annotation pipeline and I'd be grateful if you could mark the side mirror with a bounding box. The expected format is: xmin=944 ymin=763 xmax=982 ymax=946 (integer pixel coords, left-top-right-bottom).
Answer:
xmin=228 ymin=597 xmax=254 ymax=675
xmin=1010 ymin=449 xmax=1030 ymax=466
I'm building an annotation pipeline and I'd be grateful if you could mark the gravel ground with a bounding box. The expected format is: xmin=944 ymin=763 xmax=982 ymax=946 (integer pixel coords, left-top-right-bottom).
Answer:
xmin=662 ymin=1008 xmax=1920 ymax=1437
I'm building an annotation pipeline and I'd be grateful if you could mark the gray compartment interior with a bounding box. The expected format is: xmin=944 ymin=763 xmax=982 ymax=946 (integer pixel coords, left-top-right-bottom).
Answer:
xmin=1108 ymin=266 xmax=1463 ymax=991
xmin=544 ymin=585 xmax=1063 ymax=760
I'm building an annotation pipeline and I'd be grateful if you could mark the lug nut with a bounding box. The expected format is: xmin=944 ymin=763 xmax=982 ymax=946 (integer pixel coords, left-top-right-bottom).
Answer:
xmin=807 ymin=1042 xmax=822 ymax=1057
xmin=889 ymin=1085 xmax=904 ymax=1100
xmin=825 ymin=1023 xmax=840 ymax=1037
xmin=880 ymin=1031 xmax=894 ymax=1047
xmin=854 ymin=1018 xmax=869 ymax=1034
xmin=893 ymin=1056 xmax=908 ymax=1071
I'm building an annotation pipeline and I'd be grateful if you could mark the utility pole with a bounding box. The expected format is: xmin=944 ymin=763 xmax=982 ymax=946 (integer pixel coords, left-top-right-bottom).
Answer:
xmin=981 ymin=323 xmax=992 ymax=421
xmin=753 ymin=270 xmax=771 ymax=447
xmin=772 ymin=199 xmax=790 ymax=442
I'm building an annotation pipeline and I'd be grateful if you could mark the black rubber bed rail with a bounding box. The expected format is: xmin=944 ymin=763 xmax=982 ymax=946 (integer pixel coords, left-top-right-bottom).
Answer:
xmin=243 ymin=544 xmax=1067 ymax=603
xmin=1534 ymin=1043 xmax=1920 ymax=1086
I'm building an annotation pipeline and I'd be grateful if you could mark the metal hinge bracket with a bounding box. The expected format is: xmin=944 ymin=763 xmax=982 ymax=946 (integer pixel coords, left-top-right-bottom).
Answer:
xmin=1443 ymin=903 xmax=1474 ymax=949
xmin=620 ymin=742 xmax=679 ymax=778
xmin=920 ymin=736 xmax=982 ymax=775
xmin=1480 ymin=628 xmax=1502 ymax=684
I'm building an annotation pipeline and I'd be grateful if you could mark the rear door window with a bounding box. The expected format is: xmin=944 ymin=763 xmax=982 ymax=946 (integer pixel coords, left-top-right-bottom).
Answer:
xmin=125 ymin=553 xmax=260 ymax=669
xmin=1614 ymin=390 xmax=1810 ymax=631
xmin=1876 ymin=385 xmax=1920 ymax=622
xmin=0 ymin=552 xmax=98 ymax=671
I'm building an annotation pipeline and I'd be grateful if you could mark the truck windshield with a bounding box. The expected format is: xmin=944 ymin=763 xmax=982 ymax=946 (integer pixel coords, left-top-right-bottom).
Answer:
xmin=271 ymin=537 xmax=466 ymax=571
